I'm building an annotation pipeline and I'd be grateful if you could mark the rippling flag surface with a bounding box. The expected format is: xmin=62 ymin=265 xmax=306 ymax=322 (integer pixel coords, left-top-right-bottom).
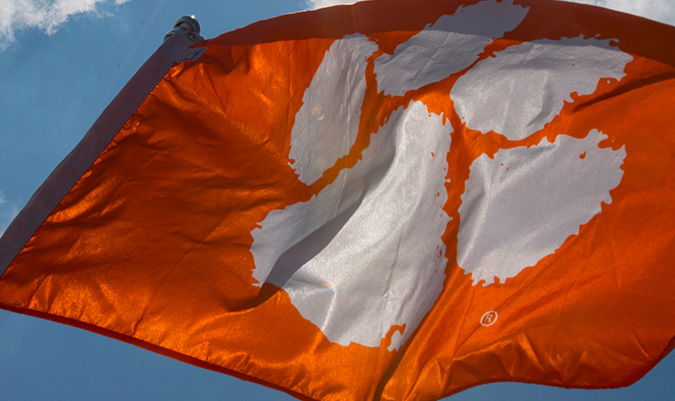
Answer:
xmin=1 ymin=0 xmax=674 ymax=400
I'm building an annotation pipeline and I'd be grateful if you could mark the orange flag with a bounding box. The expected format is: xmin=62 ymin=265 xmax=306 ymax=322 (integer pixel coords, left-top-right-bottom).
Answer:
xmin=1 ymin=0 xmax=674 ymax=400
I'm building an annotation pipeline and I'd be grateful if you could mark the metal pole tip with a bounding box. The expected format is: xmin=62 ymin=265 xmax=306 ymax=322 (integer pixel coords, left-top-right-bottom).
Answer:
xmin=174 ymin=15 xmax=201 ymax=35
xmin=163 ymin=15 xmax=201 ymax=43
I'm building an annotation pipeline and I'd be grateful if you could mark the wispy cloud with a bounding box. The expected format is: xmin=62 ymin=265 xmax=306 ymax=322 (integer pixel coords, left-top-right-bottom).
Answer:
xmin=565 ymin=0 xmax=675 ymax=25
xmin=304 ymin=0 xmax=675 ymax=25
xmin=0 ymin=191 xmax=19 ymax=237
xmin=0 ymin=0 xmax=130 ymax=51
xmin=305 ymin=0 xmax=359 ymax=10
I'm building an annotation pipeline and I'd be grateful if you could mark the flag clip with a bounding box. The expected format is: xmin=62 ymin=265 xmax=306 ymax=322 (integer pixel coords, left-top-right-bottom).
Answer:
xmin=177 ymin=47 xmax=207 ymax=63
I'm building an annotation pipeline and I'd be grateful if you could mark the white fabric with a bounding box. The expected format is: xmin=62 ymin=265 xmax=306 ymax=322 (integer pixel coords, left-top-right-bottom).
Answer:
xmin=374 ymin=0 xmax=529 ymax=96
xmin=253 ymin=101 xmax=452 ymax=348
xmin=451 ymin=37 xmax=633 ymax=140
xmin=457 ymin=130 xmax=626 ymax=286
xmin=289 ymin=34 xmax=377 ymax=185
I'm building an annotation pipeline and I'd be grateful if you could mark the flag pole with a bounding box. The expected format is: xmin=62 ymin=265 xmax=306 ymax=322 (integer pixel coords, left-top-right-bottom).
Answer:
xmin=0 ymin=17 xmax=204 ymax=275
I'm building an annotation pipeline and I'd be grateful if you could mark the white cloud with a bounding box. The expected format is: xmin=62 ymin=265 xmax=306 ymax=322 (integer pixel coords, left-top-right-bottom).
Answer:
xmin=563 ymin=0 xmax=675 ymax=25
xmin=305 ymin=0 xmax=359 ymax=10
xmin=0 ymin=191 xmax=19 ymax=237
xmin=304 ymin=0 xmax=675 ymax=25
xmin=0 ymin=0 xmax=130 ymax=50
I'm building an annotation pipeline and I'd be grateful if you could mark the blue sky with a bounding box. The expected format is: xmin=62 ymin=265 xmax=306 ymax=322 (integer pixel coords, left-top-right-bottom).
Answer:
xmin=0 ymin=0 xmax=674 ymax=400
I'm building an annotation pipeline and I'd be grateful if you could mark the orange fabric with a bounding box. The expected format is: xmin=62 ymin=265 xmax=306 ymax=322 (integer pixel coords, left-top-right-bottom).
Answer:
xmin=1 ymin=1 xmax=675 ymax=400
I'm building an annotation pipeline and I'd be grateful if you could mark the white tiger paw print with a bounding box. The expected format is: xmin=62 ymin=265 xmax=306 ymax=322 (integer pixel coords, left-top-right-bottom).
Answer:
xmin=250 ymin=0 xmax=630 ymax=349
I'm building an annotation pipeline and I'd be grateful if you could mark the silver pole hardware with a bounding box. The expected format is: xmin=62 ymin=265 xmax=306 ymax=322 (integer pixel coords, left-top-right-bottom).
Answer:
xmin=163 ymin=15 xmax=201 ymax=43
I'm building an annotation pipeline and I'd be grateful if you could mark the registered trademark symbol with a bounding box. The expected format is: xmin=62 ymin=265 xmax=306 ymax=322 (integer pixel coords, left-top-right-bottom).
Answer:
xmin=481 ymin=311 xmax=498 ymax=327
